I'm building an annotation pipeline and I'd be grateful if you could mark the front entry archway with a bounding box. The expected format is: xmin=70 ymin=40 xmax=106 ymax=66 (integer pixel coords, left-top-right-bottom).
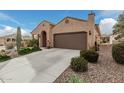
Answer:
xmin=41 ymin=31 xmax=47 ymax=47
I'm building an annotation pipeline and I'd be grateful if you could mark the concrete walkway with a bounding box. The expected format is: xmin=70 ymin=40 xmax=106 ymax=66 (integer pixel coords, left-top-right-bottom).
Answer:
xmin=0 ymin=48 xmax=79 ymax=83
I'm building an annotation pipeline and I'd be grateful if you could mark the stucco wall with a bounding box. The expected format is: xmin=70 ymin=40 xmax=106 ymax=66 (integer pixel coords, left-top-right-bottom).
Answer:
xmin=51 ymin=14 xmax=97 ymax=49
xmin=0 ymin=37 xmax=5 ymax=46
xmin=32 ymin=21 xmax=53 ymax=47
xmin=52 ymin=18 xmax=88 ymax=33
xmin=51 ymin=18 xmax=89 ymax=48
xmin=95 ymin=29 xmax=101 ymax=44
xmin=87 ymin=14 xmax=96 ymax=48
xmin=31 ymin=14 xmax=101 ymax=49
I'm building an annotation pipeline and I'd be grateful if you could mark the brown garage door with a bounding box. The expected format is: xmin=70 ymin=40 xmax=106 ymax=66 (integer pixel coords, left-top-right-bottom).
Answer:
xmin=54 ymin=32 xmax=87 ymax=50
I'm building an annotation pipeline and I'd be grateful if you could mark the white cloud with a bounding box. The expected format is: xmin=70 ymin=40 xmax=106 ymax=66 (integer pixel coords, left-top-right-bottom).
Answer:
xmin=0 ymin=25 xmax=31 ymax=37
xmin=96 ymin=10 xmax=123 ymax=20
xmin=0 ymin=12 xmax=22 ymax=25
xmin=99 ymin=18 xmax=117 ymax=35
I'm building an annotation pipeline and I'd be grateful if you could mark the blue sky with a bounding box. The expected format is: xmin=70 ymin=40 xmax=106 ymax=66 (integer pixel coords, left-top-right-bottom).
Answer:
xmin=0 ymin=10 xmax=123 ymax=36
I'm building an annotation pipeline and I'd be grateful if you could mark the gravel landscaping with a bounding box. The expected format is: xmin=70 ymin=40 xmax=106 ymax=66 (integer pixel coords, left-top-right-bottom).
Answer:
xmin=54 ymin=45 xmax=124 ymax=83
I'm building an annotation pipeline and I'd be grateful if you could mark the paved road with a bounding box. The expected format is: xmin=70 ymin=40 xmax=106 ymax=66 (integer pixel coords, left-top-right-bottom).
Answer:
xmin=0 ymin=48 xmax=79 ymax=83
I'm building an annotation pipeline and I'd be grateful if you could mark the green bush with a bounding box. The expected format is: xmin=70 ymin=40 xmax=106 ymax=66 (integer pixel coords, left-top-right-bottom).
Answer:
xmin=71 ymin=57 xmax=88 ymax=72
xmin=32 ymin=47 xmax=41 ymax=52
xmin=19 ymin=48 xmax=31 ymax=55
xmin=112 ymin=43 xmax=124 ymax=64
xmin=80 ymin=50 xmax=99 ymax=63
xmin=0 ymin=55 xmax=11 ymax=62
xmin=19 ymin=47 xmax=41 ymax=55
xmin=90 ymin=47 xmax=96 ymax=51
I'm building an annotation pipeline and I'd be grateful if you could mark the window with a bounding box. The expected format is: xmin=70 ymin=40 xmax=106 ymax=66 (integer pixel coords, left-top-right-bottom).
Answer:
xmin=7 ymin=38 xmax=10 ymax=42
xmin=12 ymin=38 xmax=15 ymax=42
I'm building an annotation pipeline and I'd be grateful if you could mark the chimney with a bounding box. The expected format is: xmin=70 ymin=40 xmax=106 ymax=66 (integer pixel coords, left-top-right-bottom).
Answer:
xmin=88 ymin=12 xmax=95 ymax=26
xmin=87 ymin=11 xmax=96 ymax=48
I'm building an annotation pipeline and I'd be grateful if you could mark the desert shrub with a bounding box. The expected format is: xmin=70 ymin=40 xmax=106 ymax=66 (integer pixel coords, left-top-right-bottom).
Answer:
xmin=1 ymin=50 xmax=5 ymax=52
xmin=67 ymin=75 xmax=86 ymax=83
xmin=32 ymin=47 xmax=41 ymax=52
xmin=0 ymin=54 xmax=11 ymax=62
xmin=19 ymin=47 xmax=41 ymax=55
xmin=80 ymin=50 xmax=99 ymax=63
xmin=90 ymin=47 xmax=96 ymax=51
xmin=28 ymin=39 xmax=39 ymax=48
xmin=19 ymin=48 xmax=32 ymax=55
xmin=5 ymin=43 xmax=14 ymax=49
xmin=0 ymin=50 xmax=6 ymax=56
xmin=112 ymin=43 xmax=124 ymax=64
xmin=70 ymin=57 xmax=88 ymax=72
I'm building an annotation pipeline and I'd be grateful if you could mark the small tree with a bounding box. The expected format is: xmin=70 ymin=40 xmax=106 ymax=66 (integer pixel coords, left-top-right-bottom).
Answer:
xmin=113 ymin=12 xmax=124 ymax=39
xmin=16 ymin=27 xmax=22 ymax=53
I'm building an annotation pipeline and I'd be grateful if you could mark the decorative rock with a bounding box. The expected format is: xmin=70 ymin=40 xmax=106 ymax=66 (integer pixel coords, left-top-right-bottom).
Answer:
xmin=54 ymin=45 xmax=124 ymax=83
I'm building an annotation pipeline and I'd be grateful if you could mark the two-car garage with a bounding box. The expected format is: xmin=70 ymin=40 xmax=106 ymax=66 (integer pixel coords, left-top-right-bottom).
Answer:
xmin=54 ymin=32 xmax=87 ymax=50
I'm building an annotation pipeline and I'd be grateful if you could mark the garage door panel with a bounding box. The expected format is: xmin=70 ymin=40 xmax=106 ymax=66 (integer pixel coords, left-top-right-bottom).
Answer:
xmin=54 ymin=32 xmax=87 ymax=50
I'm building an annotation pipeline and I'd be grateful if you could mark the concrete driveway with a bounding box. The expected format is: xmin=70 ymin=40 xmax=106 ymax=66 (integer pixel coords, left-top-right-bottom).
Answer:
xmin=0 ymin=48 xmax=79 ymax=83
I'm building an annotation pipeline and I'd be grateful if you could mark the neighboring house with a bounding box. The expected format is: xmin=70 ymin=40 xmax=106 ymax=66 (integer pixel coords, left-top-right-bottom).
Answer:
xmin=101 ymin=36 xmax=110 ymax=43
xmin=109 ymin=34 xmax=116 ymax=44
xmin=110 ymin=34 xmax=124 ymax=44
xmin=31 ymin=13 xmax=101 ymax=50
xmin=101 ymin=34 xmax=124 ymax=44
xmin=0 ymin=37 xmax=5 ymax=46
xmin=4 ymin=34 xmax=17 ymax=46
xmin=0 ymin=34 xmax=32 ymax=48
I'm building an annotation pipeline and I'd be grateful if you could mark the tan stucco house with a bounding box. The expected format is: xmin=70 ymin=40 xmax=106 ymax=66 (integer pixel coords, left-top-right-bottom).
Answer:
xmin=0 ymin=34 xmax=32 ymax=48
xmin=31 ymin=13 xmax=101 ymax=50
xmin=0 ymin=37 xmax=5 ymax=46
